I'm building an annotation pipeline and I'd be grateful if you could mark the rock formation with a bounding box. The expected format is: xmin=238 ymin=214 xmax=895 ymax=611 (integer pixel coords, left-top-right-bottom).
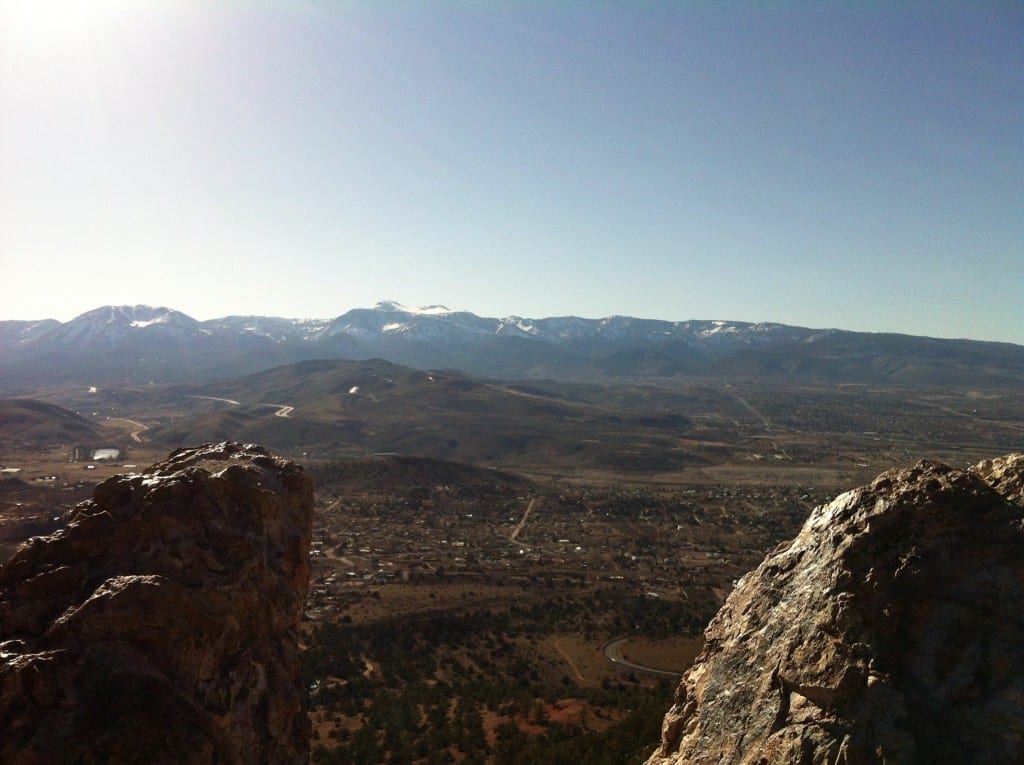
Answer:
xmin=647 ymin=454 xmax=1024 ymax=765
xmin=0 ymin=442 xmax=313 ymax=764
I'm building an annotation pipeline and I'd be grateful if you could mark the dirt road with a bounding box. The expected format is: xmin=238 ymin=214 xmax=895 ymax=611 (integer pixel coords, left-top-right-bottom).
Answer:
xmin=509 ymin=498 xmax=536 ymax=543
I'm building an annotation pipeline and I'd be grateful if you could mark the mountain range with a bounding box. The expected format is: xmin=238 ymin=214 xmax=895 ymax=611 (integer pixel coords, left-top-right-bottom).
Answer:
xmin=2 ymin=302 xmax=1022 ymax=388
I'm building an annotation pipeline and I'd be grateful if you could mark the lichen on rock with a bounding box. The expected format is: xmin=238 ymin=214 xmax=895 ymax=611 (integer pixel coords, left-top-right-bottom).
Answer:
xmin=0 ymin=442 xmax=313 ymax=764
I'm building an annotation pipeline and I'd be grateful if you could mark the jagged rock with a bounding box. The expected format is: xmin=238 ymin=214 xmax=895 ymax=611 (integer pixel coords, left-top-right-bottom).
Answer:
xmin=647 ymin=454 xmax=1024 ymax=765
xmin=0 ymin=442 xmax=313 ymax=764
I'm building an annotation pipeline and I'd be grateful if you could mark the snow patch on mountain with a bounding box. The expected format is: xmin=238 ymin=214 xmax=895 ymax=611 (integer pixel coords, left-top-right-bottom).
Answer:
xmin=374 ymin=300 xmax=454 ymax=316
xmin=699 ymin=321 xmax=740 ymax=337
xmin=130 ymin=317 xmax=168 ymax=328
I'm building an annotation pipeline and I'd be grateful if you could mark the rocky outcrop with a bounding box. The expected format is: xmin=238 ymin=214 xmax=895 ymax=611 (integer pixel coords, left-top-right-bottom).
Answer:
xmin=647 ymin=454 xmax=1024 ymax=765
xmin=0 ymin=442 xmax=313 ymax=764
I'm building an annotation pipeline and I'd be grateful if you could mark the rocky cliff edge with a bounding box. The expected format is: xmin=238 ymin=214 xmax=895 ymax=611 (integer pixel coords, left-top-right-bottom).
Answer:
xmin=0 ymin=442 xmax=313 ymax=764
xmin=647 ymin=454 xmax=1024 ymax=765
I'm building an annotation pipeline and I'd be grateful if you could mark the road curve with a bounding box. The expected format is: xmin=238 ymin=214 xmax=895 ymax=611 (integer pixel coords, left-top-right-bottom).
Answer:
xmin=261 ymin=403 xmax=293 ymax=417
xmin=107 ymin=417 xmax=148 ymax=444
xmin=186 ymin=395 xmax=241 ymax=406
xmin=185 ymin=395 xmax=291 ymax=417
xmin=602 ymin=637 xmax=682 ymax=679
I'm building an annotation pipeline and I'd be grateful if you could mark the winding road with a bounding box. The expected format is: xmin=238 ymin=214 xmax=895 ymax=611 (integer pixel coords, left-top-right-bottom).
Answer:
xmin=260 ymin=403 xmax=292 ymax=415
xmin=107 ymin=417 xmax=148 ymax=443
xmin=602 ymin=637 xmax=683 ymax=679
xmin=185 ymin=395 xmax=292 ymax=417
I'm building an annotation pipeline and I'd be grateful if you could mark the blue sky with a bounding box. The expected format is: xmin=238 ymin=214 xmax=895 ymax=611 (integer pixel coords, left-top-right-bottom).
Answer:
xmin=1 ymin=1 xmax=1021 ymax=343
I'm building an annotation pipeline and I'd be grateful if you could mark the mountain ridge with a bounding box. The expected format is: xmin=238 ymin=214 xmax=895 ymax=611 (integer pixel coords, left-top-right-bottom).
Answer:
xmin=2 ymin=302 xmax=1022 ymax=388
xmin=6 ymin=301 xmax=1020 ymax=345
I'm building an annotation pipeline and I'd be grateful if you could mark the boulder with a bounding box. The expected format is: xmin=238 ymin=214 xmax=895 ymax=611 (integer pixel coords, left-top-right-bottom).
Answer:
xmin=647 ymin=454 xmax=1024 ymax=765
xmin=0 ymin=442 xmax=313 ymax=764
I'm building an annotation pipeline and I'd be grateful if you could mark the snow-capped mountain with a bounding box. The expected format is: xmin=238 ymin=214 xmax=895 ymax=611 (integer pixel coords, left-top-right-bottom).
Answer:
xmin=0 ymin=318 xmax=61 ymax=347
xmin=1 ymin=302 xmax=1021 ymax=388
xmin=37 ymin=305 xmax=202 ymax=348
xmin=201 ymin=315 xmax=330 ymax=344
xmin=319 ymin=301 xmax=496 ymax=343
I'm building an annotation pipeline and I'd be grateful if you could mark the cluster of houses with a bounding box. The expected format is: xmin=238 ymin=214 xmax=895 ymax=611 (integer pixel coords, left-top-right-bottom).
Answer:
xmin=298 ymin=476 xmax=835 ymax=627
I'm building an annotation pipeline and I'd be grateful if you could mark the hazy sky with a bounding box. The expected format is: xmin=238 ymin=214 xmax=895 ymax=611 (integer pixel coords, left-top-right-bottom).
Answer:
xmin=1 ymin=1 xmax=1021 ymax=343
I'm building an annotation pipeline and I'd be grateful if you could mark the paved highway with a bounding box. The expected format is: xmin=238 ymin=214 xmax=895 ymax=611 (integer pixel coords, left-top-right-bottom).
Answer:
xmin=602 ymin=637 xmax=682 ymax=679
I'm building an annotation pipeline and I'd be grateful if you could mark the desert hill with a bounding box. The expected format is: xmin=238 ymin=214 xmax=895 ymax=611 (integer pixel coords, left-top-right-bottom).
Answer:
xmin=0 ymin=399 xmax=104 ymax=444
xmin=146 ymin=359 xmax=713 ymax=470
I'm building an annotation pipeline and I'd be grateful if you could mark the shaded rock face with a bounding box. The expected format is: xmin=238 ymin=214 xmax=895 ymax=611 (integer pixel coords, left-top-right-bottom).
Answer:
xmin=647 ymin=454 xmax=1024 ymax=765
xmin=0 ymin=442 xmax=313 ymax=764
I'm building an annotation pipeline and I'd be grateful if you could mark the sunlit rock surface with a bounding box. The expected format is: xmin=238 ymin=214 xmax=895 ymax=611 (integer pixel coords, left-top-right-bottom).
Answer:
xmin=0 ymin=442 xmax=313 ymax=764
xmin=647 ymin=454 xmax=1024 ymax=765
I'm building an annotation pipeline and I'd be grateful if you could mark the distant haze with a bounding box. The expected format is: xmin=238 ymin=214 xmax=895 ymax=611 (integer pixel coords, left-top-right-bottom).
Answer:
xmin=1 ymin=2 xmax=1021 ymax=343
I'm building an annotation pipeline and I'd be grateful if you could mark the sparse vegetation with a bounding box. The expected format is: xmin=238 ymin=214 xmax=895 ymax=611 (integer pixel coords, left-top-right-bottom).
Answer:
xmin=2 ymin=366 xmax=1022 ymax=763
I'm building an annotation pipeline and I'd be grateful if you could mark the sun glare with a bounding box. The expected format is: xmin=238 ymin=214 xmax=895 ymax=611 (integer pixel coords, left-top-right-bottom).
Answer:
xmin=1 ymin=0 xmax=130 ymax=54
